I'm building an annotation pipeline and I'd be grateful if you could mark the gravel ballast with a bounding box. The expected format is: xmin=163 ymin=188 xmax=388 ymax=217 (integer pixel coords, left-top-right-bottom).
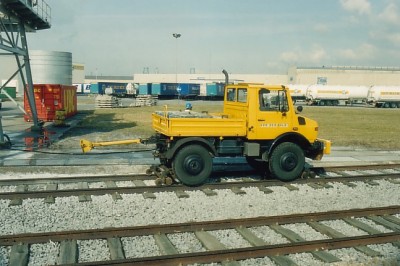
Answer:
xmin=0 ymin=172 xmax=399 ymax=265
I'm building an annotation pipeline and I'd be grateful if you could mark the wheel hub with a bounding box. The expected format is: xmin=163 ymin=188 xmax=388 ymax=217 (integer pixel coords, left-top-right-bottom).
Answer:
xmin=280 ymin=152 xmax=297 ymax=171
xmin=183 ymin=155 xmax=204 ymax=175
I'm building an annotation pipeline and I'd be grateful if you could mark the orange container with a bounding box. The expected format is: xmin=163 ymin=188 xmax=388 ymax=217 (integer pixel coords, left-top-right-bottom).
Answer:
xmin=24 ymin=84 xmax=77 ymax=122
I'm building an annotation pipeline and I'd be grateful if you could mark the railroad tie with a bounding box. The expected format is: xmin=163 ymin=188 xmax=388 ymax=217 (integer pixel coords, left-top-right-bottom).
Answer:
xmin=107 ymin=237 xmax=125 ymax=260
xmin=9 ymin=244 xmax=29 ymax=266
xmin=202 ymin=188 xmax=218 ymax=196
xmin=230 ymin=187 xmax=246 ymax=195
xmin=77 ymin=182 xmax=92 ymax=202
xmin=105 ymin=181 xmax=122 ymax=200
xmin=44 ymin=183 xmax=58 ymax=204
xmin=154 ymin=233 xmax=179 ymax=255
xmin=340 ymin=180 xmax=358 ymax=188
xmin=307 ymin=221 xmax=381 ymax=257
xmin=175 ymin=190 xmax=190 ymax=198
xmin=9 ymin=185 xmax=27 ymax=206
xmin=269 ymin=224 xmax=341 ymax=263
xmin=59 ymin=240 xmax=78 ymax=264
xmin=368 ymin=216 xmax=400 ymax=231
xmin=258 ymin=186 xmax=274 ymax=194
xmin=283 ymin=184 xmax=299 ymax=191
xmin=383 ymin=215 xmax=400 ymax=227
xmin=235 ymin=227 xmax=297 ymax=266
xmin=307 ymin=183 xmax=325 ymax=190
xmin=132 ymin=180 xmax=156 ymax=199
xmin=195 ymin=231 xmax=240 ymax=266
xmin=343 ymin=217 xmax=400 ymax=248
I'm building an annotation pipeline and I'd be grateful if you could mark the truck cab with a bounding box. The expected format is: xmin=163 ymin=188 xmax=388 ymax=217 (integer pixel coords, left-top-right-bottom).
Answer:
xmin=224 ymin=84 xmax=319 ymax=144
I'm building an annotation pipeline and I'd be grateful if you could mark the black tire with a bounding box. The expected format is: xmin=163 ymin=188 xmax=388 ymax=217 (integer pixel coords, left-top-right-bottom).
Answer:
xmin=172 ymin=144 xmax=212 ymax=186
xmin=269 ymin=142 xmax=305 ymax=182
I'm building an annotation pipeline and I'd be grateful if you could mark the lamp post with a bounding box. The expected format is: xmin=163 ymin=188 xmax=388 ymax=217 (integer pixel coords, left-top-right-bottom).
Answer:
xmin=172 ymin=33 xmax=181 ymax=98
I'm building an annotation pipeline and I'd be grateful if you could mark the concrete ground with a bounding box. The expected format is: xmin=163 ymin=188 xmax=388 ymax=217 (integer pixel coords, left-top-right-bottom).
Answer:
xmin=1 ymin=97 xmax=400 ymax=168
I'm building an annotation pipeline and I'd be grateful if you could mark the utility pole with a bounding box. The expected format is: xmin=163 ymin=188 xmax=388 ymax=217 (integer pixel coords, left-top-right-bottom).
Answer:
xmin=172 ymin=33 xmax=181 ymax=98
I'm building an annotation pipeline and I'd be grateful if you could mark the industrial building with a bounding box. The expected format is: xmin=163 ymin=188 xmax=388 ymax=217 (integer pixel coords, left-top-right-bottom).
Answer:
xmin=3 ymin=52 xmax=400 ymax=96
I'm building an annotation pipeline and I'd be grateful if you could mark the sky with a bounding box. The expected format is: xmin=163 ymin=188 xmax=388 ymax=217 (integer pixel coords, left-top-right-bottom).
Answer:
xmin=27 ymin=0 xmax=400 ymax=76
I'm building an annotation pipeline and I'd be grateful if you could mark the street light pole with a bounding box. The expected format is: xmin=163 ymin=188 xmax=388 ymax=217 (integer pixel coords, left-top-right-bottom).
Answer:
xmin=172 ymin=33 xmax=181 ymax=98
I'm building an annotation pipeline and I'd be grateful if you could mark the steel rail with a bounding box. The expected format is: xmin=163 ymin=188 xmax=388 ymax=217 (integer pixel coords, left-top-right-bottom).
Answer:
xmin=315 ymin=163 xmax=400 ymax=172
xmin=1 ymin=205 xmax=399 ymax=245
xmin=0 ymin=172 xmax=399 ymax=200
xmin=0 ymin=173 xmax=154 ymax=186
xmin=0 ymin=163 xmax=398 ymax=187
xmin=76 ymin=233 xmax=400 ymax=266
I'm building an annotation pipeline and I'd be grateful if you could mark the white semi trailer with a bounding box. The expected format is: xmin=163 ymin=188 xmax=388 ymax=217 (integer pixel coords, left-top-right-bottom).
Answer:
xmin=306 ymin=85 xmax=369 ymax=106
xmin=367 ymin=86 xmax=400 ymax=108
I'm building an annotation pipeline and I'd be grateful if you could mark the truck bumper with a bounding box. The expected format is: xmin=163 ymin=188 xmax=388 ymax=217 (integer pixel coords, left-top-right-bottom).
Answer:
xmin=309 ymin=138 xmax=331 ymax=161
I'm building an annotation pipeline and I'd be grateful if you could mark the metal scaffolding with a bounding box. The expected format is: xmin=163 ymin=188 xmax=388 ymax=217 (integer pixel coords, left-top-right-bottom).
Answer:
xmin=0 ymin=0 xmax=51 ymax=147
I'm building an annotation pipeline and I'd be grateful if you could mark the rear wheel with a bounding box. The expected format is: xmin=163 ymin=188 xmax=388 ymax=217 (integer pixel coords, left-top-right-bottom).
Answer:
xmin=172 ymin=144 xmax=212 ymax=186
xmin=269 ymin=142 xmax=305 ymax=182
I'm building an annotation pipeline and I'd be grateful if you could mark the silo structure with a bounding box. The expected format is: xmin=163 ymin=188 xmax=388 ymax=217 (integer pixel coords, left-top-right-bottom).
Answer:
xmin=30 ymin=50 xmax=72 ymax=85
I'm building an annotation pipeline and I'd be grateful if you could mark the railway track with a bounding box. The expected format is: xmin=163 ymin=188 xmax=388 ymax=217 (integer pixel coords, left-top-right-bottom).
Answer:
xmin=0 ymin=163 xmax=399 ymax=204
xmin=1 ymin=206 xmax=399 ymax=265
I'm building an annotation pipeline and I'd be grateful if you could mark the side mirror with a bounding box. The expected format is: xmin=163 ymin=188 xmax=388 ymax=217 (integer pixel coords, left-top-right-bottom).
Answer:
xmin=297 ymin=106 xmax=303 ymax=113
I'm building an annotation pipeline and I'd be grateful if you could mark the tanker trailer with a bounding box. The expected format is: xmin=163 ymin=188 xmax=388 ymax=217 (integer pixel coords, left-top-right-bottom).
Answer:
xmin=306 ymin=85 xmax=369 ymax=106
xmin=367 ymin=86 xmax=400 ymax=108
xmin=286 ymin=84 xmax=308 ymax=103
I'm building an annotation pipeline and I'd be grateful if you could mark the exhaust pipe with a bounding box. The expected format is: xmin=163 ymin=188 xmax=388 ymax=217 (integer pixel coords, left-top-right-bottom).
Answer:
xmin=222 ymin=69 xmax=229 ymax=85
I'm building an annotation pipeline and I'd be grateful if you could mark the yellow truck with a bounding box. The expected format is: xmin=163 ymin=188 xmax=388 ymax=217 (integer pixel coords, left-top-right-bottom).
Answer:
xmin=81 ymin=72 xmax=330 ymax=186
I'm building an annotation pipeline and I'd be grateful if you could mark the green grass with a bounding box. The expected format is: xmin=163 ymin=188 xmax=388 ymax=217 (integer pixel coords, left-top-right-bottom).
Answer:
xmin=77 ymin=103 xmax=400 ymax=150
xmin=302 ymin=107 xmax=400 ymax=149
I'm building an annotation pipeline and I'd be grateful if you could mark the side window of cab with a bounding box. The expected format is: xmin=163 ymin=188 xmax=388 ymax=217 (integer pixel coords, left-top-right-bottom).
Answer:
xmin=237 ymin=88 xmax=247 ymax=103
xmin=227 ymin=88 xmax=236 ymax=102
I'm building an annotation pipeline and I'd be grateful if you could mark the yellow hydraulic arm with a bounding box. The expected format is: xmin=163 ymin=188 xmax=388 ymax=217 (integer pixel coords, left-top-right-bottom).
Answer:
xmin=80 ymin=138 xmax=143 ymax=153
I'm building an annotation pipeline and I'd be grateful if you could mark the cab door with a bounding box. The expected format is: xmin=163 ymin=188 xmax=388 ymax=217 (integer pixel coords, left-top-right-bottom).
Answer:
xmin=248 ymin=88 xmax=293 ymax=140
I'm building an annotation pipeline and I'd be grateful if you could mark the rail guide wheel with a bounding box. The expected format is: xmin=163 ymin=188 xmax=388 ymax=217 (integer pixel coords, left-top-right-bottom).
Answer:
xmin=0 ymin=134 xmax=12 ymax=149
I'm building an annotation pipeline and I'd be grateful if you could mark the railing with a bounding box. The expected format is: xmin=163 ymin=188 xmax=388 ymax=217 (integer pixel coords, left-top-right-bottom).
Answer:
xmin=32 ymin=0 xmax=51 ymax=25
xmin=9 ymin=0 xmax=51 ymax=25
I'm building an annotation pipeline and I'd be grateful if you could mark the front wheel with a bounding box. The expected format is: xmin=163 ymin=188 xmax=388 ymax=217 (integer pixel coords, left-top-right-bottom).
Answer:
xmin=269 ymin=142 xmax=305 ymax=182
xmin=172 ymin=144 xmax=212 ymax=186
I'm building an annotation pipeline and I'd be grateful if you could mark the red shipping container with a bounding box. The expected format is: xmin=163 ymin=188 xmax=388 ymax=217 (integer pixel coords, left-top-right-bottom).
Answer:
xmin=24 ymin=84 xmax=77 ymax=122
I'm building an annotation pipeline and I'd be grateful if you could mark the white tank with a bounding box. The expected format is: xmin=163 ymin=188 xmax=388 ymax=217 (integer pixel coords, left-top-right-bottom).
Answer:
xmin=367 ymin=86 xmax=400 ymax=102
xmin=30 ymin=50 xmax=72 ymax=85
xmin=307 ymin=85 xmax=369 ymax=101
xmin=286 ymin=84 xmax=308 ymax=99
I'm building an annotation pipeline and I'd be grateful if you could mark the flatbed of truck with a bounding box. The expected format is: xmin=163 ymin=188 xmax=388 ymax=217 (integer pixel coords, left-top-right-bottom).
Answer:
xmin=152 ymin=111 xmax=247 ymax=137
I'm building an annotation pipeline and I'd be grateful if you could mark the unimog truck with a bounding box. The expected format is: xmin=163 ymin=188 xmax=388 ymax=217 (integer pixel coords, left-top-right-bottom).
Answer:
xmin=81 ymin=71 xmax=330 ymax=186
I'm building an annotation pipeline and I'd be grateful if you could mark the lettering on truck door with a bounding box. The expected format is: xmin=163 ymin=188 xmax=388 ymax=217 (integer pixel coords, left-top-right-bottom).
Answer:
xmin=254 ymin=88 xmax=291 ymax=140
